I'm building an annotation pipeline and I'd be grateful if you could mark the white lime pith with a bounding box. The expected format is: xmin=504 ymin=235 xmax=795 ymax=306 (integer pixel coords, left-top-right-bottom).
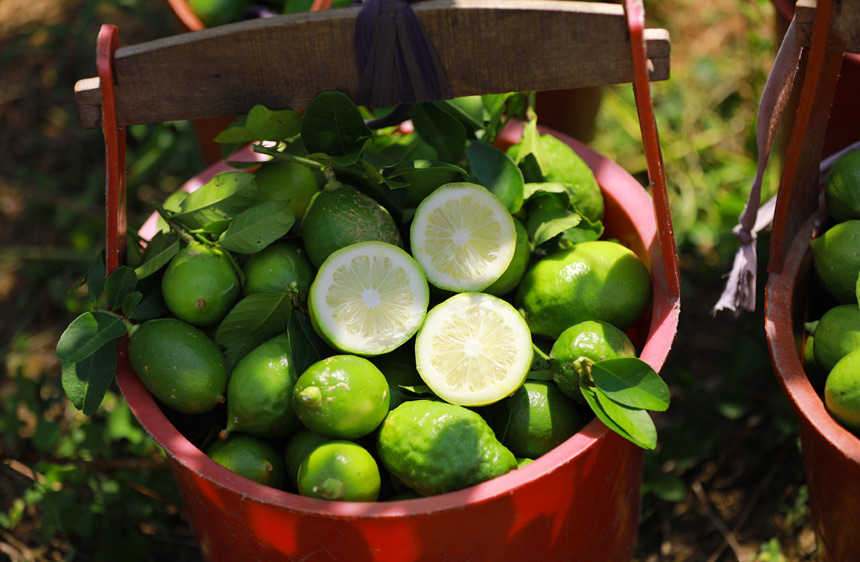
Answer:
xmin=415 ymin=292 xmax=533 ymax=406
xmin=309 ymin=241 xmax=429 ymax=356
xmin=410 ymin=183 xmax=516 ymax=292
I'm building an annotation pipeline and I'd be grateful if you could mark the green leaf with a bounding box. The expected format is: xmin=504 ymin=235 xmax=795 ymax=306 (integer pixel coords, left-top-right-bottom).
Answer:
xmin=560 ymin=215 xmax=604 ymax=245
xmin=104 ymin=266 xmax=137 ymax=310
xmin=301 ymin=91 xmax=372 ymax=163
xmin=410 ymin=102 xmax=466 ymax=164
xmin=135 ymin=231 xmax=180 ymax=280
xmin=86 ymin=253 xmax=106 ymax=302
xmin=56 ymin=311 xmax=127 ymax=363
xmin=170 ymin=171 xmax=257 ymax=230
xmin=466 ymin=140 xmax=525 ymax=213
xmin=582 ymin=385 xmax=658 ymax=449
xmin=523 ymin=182 xmax=569 ymax=201
xmin=433 ymin=97 xmax=485 ymax=131
xmin=218 ymin=201 xmax=296 ymax=254
xmin=121 ymin=291 xmax=143 ymax=318
xmin=215 ymin=293 xmax=294 ymax=370
xmin=590 ymin=358 xmax=670 ymax=412
xmin=399 ymin=384 xmax=436 ymax=396
xmin=286 ymin=309 xmax=331 ymax=374
xmin=525 ymin=369 xmax=553 ymax=381
xmin=61 ymin=343 xmax=117 ymax=415
xmin=129 ymin=275 xmax=167 ymax=321
xmin=526 ymin=193 xmax=582 ymax=246
xmin=213 ymin=105 xmax=302 ymax=143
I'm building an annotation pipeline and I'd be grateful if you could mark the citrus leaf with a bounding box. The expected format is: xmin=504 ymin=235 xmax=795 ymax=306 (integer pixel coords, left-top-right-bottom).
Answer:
xmin=525 ymin=369 xmax=553 ymax=381
xmin=590 ymin=358 xmax=670 ymax=412
xmin=286 ymin=308 xmax=331 ymax=374
xmin=121 ymin=291 xmax=143 ymax=318
xmin=86 ymin=253 xmax=106 ymax=302
xmin=56 ymin=311 xmax=128 ymax=363
xmin=135 ymin=231 xmax=180 ymax=280
xmin=560 ymin=214 xmax=604 ymax=245
xmin=61 ymin=343 xmax=117 ymax=415
xmin=433 ymin=98 xmax=485 ymax=131
xmin=128 ymin=276 xmax=168 ymax=321
xmin=301 ymin=91 xmax=372 ymax=162
xmin=195 ymin=220 xmax=232 ymax=235
xmin=526 ymin=193 xmax=582 ymax=246
xmin=466 ymin=140 xmax=525 ymax=213
xmin=170 ymin=172 xmax=257 ymax=230
xmin=215 ymin=293 xmax=293 ymax=370
xmin=104 ymin=266 xmax=138 ymax=310
xmin=410 ymin=102 xmax=466 ymax=164
xmin=213 ymin=105 xmax=302 ymax=143
xmin=218 ymin=201 xmax=296 ymax=254
xmin=582 ymin=385 xmax=657 ymax=449
xmin=523 ymin=182 xmax=569 ymax=202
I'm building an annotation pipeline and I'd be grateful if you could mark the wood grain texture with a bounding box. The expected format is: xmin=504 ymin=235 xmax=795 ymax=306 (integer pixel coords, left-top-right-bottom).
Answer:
xmin=796 ymin=0 xmax=860 ymax=53
xmin=75 ymin=0 xmax=670 ymax=128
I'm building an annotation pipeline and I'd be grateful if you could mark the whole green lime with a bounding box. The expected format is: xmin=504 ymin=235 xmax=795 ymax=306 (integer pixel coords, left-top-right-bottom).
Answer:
xmin=292 ymin=355 xmax=390 ymax=439
xmin=284 ymin=428 xmax=332 ymax=487
xmin=810 ymin=220 xmax=860 ymax=304
xmin=812 ymin=304 xmax=860 ymax=374
xmin=484 ymin=216 xmax=531 ymax=297
xmin=824 ymin=348 xmax=860 ymax=431
xmin=487 ymin=381 xmax=582 ymax=459
xmin=376 ymin=400 xmax=517 ymax=497
xmin=221 ymin=333 xmax=301 ymax=440
xmin=824 ymin=150 xmax=860 ymax=223
xmin=206 ymin=434 xmax=286 ymax=489
xmin=514 ymin=240 xmax=652 ymax=338
xmin=187 ymin=0 xmax=250 ymax=27
xmin=161 ymin=243 xmax=240 ymax=327
xmin=128 ymin=318 xmax=227 ymax=415
xmin=253 ymin=161 xmax=321 ymax=221
xmin=242 ymin=240 xmax=315 ymax=303
xmin=296 ymin=440 xmax=381 ymax=502
xmin=300 ymin=186 xmax=403 ymax=269
xmin=550 ymin=320 xmax=637 ymax=403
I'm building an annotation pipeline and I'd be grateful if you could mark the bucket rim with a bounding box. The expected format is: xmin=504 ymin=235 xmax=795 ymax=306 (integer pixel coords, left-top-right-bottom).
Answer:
xmin=119 ymin=124 xmax=680 ymax=517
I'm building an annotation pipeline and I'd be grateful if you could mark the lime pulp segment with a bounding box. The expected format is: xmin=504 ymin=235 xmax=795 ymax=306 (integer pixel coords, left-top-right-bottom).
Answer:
xmin=309 ymin=241 xmax=429 ymax=356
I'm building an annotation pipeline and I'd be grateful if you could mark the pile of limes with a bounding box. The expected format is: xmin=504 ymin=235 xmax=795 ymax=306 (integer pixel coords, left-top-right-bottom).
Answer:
xmin=805 ymin=150 xmax=860 ymax=432
xmin=126 ymin=94 xmax=654 ymax=501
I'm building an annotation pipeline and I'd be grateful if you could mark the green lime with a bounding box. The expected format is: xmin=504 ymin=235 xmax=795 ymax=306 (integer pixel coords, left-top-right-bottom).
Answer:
xmin=484 ymin=216 xmax=531 ymax=297
xmin=516 ymin=458 xmax=534 ymax=468
xmin=253 ymin=161 xmax=321 ymax=221
xmin=292 ymin=355 xmax=390 ymax=439
xmin=812 ymin=304 xmax=860 ymax=374
xmin=206 ymin=434 xmax=286 ymax=489
xmin=308 ymin=241 xmax=429 ymax=356
xmin=161 ymin=243 xmax=240 ymax=327
xmin=242 ymin=240 xmax=315 ymax=303
xmin=284 ymin=428 xmax=332 ymax=487
xmin=549 ymin=320 xmax=637 ymax=403
xmin=297 ymin=440 xmax=381 ymax=502
xmin=220 ymin=333 xmax=301 ymax=440
xmin=824 ymin=348 xmax=860 ymax=431
xmin=188 ymin=0 xmax=250 ymax=27
xmin=415 ymin=292 xmax=533 ymax=406
xmin=824 ymin=150 xmax=860 ymax=223
xmin=300 ymin=186 xmax=403 ymax=269
xmin=487 ymin=381 xmax=583 ymax=459
xmin=128 ymin=318 xmax=227 ymax=415
xmin=376 ymin=400 xmax=517 ymax=496
xmin=410 ymin=183 xmax=516 ymax=292
xmin=810 ymin=220 xmax=860 ymax=304
xmin=515 ymin=240 xmax=652 ymax=338
xmin=371 ymin=347 xmax=424 ymax=411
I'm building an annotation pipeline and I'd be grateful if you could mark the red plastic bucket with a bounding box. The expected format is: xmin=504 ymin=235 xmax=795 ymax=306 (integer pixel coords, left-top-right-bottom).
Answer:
xmin=117 ymin=124 xmax=680 ymax=562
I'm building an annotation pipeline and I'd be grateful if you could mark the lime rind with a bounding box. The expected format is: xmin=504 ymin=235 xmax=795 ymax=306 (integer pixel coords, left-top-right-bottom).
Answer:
xmin=410 ymin=183 xmax=516 ymax=292
xmin=415 ymin=292 xmax=533 ymax=406
xmin=309 ymin=241 xmax=429 ymax=356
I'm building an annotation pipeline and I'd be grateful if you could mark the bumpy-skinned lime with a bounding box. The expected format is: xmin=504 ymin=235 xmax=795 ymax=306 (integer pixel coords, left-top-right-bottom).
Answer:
xmin=221 ymin=333 xmax=301 ymax=440
xmin=161 ymin=243 xmax=240 ymax=327
xmin=128 ymin=318 xmax=227 ymax=415
xmin=810 ymin=220 xmax=860 ymax=304
xmin=253 ymin=161 xmax=321 ymax=221
xmin=484 ymin=216 xmax=530 ymax=297
xmin=297 ymin=440 xmax=381 ymax=502
xmin=242 ymin=240 xmax=315 ymax=303
xmin=824 ymin=349 xmax=860 ymax=431
xmin=376 ymin=400 xmax=517 ymax=497
xmin=824 ymin=150 xmax=860 ymax=223
xmin=292 ymin=355 xmax=390 ymax=439
xmin=550 ymin=320 xmax=637 ymax=403
xmin=812 ymin=304 xmax=860 ymax=374
xmin=206 ymin=434 xmax=286 ymax=489
xmin=284 ymin=427 xmax=332 ymax=486
xmin=300 ymin=186 xmax=403 ymax=269
xmin=487 ymin=381 xmax=583 ymax=459
xmin=515 ymin=240 xmax=652 ymax=338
